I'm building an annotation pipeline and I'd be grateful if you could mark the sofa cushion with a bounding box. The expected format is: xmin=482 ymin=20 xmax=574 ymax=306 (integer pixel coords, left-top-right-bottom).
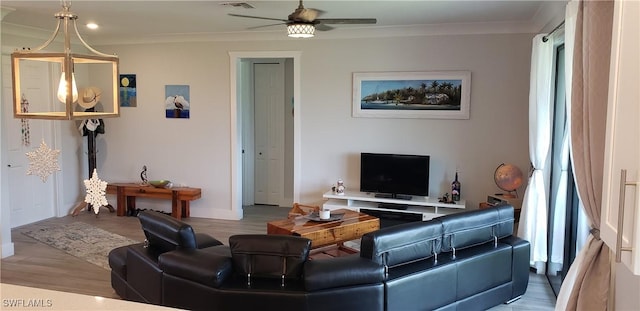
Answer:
xmin=138 ymin=211 xmax=199 ymax=252
xmin=454 ymin=243 xmax=513 ymax=298
xmin=229 ymin=234 xmax=311 ymax=281
xmin=306 ymin=285 xmax=385 ymax=311
xmin=439 ymin=205 xmax=514 ymax=254
xmin=159 ymin=247 xmax=232 ymax=288
xmin=360 ymin=220 xmax=442 ymax=267
xmin=304 ymin=255 xmax=385 ymax=291
xmin=385 ymin=259 xmax=458 ymax=311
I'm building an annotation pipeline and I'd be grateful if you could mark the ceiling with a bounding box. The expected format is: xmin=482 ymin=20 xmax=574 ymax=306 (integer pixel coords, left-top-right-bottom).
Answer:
xmin=1 ymin=1 xmax=567 ymax=45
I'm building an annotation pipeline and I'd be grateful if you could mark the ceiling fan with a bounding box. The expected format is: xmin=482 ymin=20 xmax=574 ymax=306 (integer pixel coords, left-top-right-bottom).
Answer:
xmin=228 ymin=0 xmax=377 ymax=38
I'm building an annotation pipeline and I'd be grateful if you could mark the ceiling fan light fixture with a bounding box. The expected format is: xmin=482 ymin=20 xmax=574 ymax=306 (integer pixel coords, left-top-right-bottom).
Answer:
xmin=287 ymin=23 xmax=315 ymax=38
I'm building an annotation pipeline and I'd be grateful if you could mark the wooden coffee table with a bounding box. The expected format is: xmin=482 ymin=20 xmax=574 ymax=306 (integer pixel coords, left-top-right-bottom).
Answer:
xmin=267 ymin=209 xmax=379 ymax=255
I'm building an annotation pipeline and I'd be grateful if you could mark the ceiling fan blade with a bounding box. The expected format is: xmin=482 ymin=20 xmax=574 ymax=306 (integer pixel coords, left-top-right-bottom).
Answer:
xmin=228 ymin=13 xmax=288 ymax=23
xmin=315 ymin=24 xmax=334 ymax=31
xmin=290 ymin=8 xmax=322 ymax=22
xmin=246 ymin=23 xmax=287 ymax=30
xmin=316 ymin=18 xmax=377 ymax=25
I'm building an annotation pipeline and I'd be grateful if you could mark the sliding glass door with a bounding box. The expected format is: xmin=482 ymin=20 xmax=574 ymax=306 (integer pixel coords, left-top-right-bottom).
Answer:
xmin=545 ymin=44 xmax=584 ymax=295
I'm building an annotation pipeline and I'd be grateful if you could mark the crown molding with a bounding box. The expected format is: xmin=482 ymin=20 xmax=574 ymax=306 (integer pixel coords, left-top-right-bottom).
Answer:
xmin=2 ymin=23 xmax=89 ymax=55
xmin=3 ymin=19 xmax=542 ymax=46
xmin=2 ymin=22 xmax=56 ymax=41
xmin=80 ymin=21 xmax=542 ymax=45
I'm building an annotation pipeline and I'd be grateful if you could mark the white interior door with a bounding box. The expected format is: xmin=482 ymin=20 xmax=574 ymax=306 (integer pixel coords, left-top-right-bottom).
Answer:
xmin=241 ymin=60 xmax=255 ymax=206
xmin=253 ymin=62 xmax=284 ymax=205
xmin=2 ymin=55 xmax=56 ymax=228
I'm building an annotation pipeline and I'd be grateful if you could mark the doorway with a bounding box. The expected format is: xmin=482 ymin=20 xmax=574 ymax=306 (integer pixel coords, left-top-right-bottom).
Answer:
xmin=229 ymin=51 xmax=301 ymax=219
xmin=245 ymin=59 xmax=288 ymax=206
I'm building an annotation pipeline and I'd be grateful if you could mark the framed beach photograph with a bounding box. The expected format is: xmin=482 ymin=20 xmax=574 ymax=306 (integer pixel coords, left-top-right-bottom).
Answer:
xmin=352 ymin=71 xmax=471 ymax=119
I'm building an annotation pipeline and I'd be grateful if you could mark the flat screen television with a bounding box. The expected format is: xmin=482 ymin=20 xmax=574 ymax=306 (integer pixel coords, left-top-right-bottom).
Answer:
xmin=360 ymin=153 xmax=430 ymax=200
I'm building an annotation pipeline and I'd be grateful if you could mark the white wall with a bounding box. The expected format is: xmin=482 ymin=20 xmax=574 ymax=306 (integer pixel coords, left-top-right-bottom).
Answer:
xmin=1 ymin=31 xmax=532 ymax=221
xmin=92 ymin=33 xmax=531 ymax=218
xmin=295 ymin=35 xmax=531 ymax=207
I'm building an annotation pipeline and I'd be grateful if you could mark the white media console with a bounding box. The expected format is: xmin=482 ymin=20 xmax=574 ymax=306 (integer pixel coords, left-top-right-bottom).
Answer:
xmin=322 ymin=190 xmax=466 ymax=221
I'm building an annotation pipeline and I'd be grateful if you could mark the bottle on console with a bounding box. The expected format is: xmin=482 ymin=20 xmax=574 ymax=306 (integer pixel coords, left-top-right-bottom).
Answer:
xmin=451 ymin=171 xmax=461 ymax=202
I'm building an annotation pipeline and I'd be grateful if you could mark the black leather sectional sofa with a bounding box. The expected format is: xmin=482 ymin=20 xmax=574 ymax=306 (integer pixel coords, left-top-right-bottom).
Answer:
xmin=109 ymin=205 xmax=530 ymax=311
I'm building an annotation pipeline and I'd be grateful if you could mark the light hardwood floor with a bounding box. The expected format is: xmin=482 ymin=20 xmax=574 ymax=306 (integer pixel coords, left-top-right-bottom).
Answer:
xmin=1 ymin=206 xmax=556 ymax=309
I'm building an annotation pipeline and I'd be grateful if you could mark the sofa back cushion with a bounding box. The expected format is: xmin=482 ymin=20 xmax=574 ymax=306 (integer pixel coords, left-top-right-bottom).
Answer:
xmin=360 ymin=220 xmax=442 ymax=267
xmin=229 ymin=234 xmax=311 ymax=280
xmin=439 ymin=204 xmax=514 ymax=253
xmin=138 ymin=211 xmax=198 ymax=252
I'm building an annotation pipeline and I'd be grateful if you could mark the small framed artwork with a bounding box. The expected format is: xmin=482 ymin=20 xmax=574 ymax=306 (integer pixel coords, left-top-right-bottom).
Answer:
xmin=352 ymin=71 xmax=471 ymax=119
xmin=165 ymin=85 xmax=190 ymax=119
xmin=119 ymin=74 xmax=137 ymax=107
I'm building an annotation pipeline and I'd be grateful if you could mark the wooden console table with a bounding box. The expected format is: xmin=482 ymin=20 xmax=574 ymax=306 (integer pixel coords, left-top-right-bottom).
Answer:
xmin=106 ymin=183 xmax=201 ymax=220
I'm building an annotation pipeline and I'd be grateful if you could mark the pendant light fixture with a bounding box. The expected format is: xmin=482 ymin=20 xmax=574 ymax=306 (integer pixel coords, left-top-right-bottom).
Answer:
xmin=11 ymin=1 xmax=119 ymax=120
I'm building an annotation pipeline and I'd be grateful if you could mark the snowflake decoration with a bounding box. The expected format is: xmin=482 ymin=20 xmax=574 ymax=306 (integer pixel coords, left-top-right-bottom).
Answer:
xmin=84 ymin=169 xmax=108 ymax=214
xmin=25 ymin=140 xmax=61 ymax=182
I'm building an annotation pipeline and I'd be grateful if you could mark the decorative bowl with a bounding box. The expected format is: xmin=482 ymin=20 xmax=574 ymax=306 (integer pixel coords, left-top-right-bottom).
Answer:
xmin=149 ymin=180 xmax=171 ymax=188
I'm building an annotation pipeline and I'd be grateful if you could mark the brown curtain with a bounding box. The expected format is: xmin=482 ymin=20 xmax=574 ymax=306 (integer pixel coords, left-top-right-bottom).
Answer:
xmin=565 ymin=0 xmax=614 ymax=310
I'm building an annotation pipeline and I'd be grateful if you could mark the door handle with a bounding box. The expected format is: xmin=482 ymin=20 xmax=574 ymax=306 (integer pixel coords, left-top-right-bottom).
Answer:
xmin=616 ymin=169 xmax=636 ymax=262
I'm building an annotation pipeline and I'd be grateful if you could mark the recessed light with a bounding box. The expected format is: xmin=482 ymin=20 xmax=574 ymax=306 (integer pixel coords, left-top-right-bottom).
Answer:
xmin=86 ymin=23 xmax=99 ymax=30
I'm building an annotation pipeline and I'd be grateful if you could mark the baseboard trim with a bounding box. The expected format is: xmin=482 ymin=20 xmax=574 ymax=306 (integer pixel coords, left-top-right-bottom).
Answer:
xmin=191 ymin=208 xmax=243 ymax=220
xmin=504 ymin=295 xmax=523 ymax=304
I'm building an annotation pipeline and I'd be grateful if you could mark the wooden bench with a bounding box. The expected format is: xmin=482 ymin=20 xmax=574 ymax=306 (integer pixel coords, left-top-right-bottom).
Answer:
xmin=106 ymin=183 xmax=201 ymax=220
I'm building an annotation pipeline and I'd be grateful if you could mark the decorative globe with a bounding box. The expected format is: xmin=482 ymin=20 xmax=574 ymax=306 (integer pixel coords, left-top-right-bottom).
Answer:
xmin=494 ymin=164 xmax=523 ymax=196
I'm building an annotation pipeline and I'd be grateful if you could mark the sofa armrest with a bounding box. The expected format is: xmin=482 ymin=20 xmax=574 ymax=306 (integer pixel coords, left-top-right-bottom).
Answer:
xmin=304 ymin=256 xmax=385 ymax=291
xmin=159 ymin=248 xmax=232 ymax=288
xmin=126 ymin=244 xmax=165 ymax=304
xmin=501 ymin=236 xmax=530 ymax=298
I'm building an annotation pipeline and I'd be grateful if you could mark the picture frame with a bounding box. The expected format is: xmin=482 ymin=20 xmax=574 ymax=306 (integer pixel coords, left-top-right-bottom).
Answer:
xmin=352 ymin=71 xmax=471 ymax=119
xmin=165 ymin=85 xmax=190 ymax=119
xmin=119 ymin=74 xmax=137 ymax=107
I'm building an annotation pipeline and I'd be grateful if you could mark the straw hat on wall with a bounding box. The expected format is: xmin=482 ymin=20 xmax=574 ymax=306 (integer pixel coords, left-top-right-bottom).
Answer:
xmin=78 ymin=87 xmax=102 ymax=109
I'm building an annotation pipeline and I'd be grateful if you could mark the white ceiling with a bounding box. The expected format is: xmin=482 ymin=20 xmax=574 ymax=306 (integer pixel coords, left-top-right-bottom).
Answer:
xmin=1 ymin=0 xmax=567 ymax=45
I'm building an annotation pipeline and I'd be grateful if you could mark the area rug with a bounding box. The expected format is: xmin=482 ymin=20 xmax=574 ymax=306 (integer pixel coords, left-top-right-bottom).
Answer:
xmin=22 ymin=222 xmax=138 ymax=270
